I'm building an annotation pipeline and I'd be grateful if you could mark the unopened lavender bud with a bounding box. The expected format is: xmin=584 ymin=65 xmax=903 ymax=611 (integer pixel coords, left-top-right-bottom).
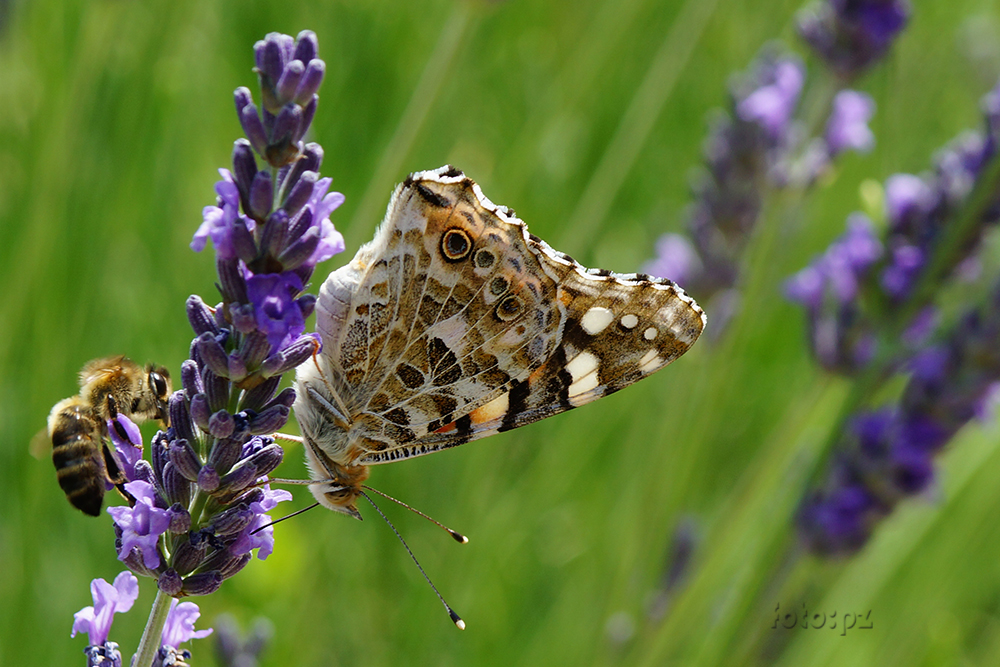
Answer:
xmin=278 ymin=226 xmax=320 ymax=270
xmin=208 ymin=410 xmax=236 ymax=439
xmin=248 ymin=405 xmax=290 ymax=435
xmin=269 ymin=387 xmax=297 ymax=412
xmin=297 ymin=294 xmax=316 ymax=320
xmin=276 ymin=59 xmax=304 ymax=105
xmin=241 ymin=375 xmax=281 ymax=412
xmin=240 ymin=488 xmax=265 ymax=506
xmin=265 ymin=112 xmax=303 ymax=167
xmin=163 ymin=462 xmax=192 ymax=507
xmin=259 ymin=34 xmax=289 ymax=88
xmin=231 ymin=139 xmax=258 ymax=197
xmin=294 ymin=60 xmax=325 ymax=105
xmin=234 ymin=87 xmax=254 ymax=116
xmin=180 ymin=359 xmax=203 ymax=398
xmin=217 ymin=257 xmax=248 ymax=304
xmin=293 ymin=30 xmax=318 ymax=63
xmin=211 ymin=506 xmax=254 ymax=537
xmin=202 ymin=368 xmax=230 ymax=413
xmin=300 ymin=96 xmax=317 ymax=140
xmin=151 ymin=431 xmax=170 ymax=479
xmin=169 ymin=393 xmax=198 ymax=444
xmin=237 ymin=100 xmax=269 ymax=157
xmin=158 ymin=569 xmax=183 ymax=596
xmin=260 ymin=334 xmax=320 ymax=377
xmin=238 ymin=330 xmax=272 ymax=371
xmin=231 ymin=304 xmax=257 ymax=334
xmin=195 ymin=548 xmax=242 ymax=581
xmin=245 ymin=442 xmax=284 ymax=477
xmin=189 ymin=393 xmax=211 ymax=431
xmin=133 ymin=459 xmax=156 ymax=487
xmin=121 ymin=544 xmax=160 ymax=578
xmin=169 ymin=438 xmax=202 ymax=481
xmin=168 ymin=504 xmax=192 ymax=534
xmin=182 ymin=571 xmax=223 ymax=597
xmin=271 ymin=103 xmax=302 ymax=144
xmin=282 ymin=170 xmax=317 ymax=216
xmin=228 ymin=355 xmax=248 ymax=382
xmin=231 ymin=218 xmax=258 ymax=265
xmin=220 ymin=553 xmax=252 ymax=579
xmin=172 ymin=535 xmax=209 ymax=575
xmin=196 ymin=332 xmax=230 ymax=379
xmin=248 ymin=171 xmax=274 ymax=221
xmin=219 ymin=462 xmax=258 ymax=495
xmin=287 ymin=206 xmax=313 ymax=241
xmin=198 ymin=466 xmax=220 ymax=493
xmin=259 ymin=209 xmax=290 ymax=258
xmin=282 ymin=144 xmax=322 ymax=199
xmin=208 ymin=436 xmax=243 ymax=474
xmin=186 ymin=295 xmax=217 ymax=336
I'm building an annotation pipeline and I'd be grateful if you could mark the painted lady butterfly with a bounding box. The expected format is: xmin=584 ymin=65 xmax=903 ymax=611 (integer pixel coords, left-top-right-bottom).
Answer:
xmin=294 ymin=166 xmax=705 ymax=519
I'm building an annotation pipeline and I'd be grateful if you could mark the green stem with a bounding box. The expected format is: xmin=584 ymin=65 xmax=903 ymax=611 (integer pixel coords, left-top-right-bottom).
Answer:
xmin=132 ymin=588 xmax=172 ymax=667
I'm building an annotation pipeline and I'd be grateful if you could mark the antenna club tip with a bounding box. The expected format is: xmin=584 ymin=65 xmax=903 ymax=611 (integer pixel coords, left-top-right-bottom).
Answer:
xmin=450 ymin=531 xmax=469 ymax=544
xmin=450 ymin=611 xmax=466 ymax=630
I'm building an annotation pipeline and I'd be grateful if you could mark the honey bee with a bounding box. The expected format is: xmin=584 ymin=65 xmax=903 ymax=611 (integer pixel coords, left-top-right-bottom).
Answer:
xmin=45 ymin=355 xmax=171 ymax=516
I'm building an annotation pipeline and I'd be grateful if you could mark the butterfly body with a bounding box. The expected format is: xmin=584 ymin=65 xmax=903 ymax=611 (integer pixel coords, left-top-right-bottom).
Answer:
xmin=294 ymin=166 xmax=705 ymax=518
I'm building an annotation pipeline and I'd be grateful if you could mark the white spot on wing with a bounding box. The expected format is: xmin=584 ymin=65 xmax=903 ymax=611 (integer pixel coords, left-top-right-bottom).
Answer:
xmin=566 ymin=351 xmax=601 ymax=406
xmin=643 ymin=327 xmax=658 ymax=341
xmin=580 ymin=307 xmax=614 ymax=335
xmin=620 ymin=314 xmax=639 ymax=329
xmin=638 ymin=349 xmax=663 ymax=374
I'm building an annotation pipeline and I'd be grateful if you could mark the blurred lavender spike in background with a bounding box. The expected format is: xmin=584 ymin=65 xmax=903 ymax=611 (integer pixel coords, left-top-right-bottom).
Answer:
xmin=798 ymin=0 xmax=911 ymax=80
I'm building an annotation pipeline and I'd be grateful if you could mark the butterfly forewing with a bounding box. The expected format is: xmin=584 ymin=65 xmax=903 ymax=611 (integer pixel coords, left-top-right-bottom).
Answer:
xmin=304 ymin=170 xmax=577 ymax=464
xmin=302 ymin=166 xmax=707 ymax=468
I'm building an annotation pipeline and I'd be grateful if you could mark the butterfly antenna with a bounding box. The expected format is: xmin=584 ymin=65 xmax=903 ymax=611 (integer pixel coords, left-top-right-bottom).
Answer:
xmin=359 ymin=490 xmax=466 ymax=630
xmin=250 ymin=502 xmax=321 ymax=534
xmin=362 ymin=485 xmax=469 ymax=544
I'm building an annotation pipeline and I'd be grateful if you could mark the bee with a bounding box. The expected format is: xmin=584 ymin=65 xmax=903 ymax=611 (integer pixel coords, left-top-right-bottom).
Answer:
xmin=45 ymin=355 xmax=171 ymax=516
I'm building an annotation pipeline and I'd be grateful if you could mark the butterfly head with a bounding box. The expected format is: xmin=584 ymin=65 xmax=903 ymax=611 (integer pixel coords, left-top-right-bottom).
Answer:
xmin=304 ymin=454 xmax=370 ymax=521
xmin=308 ymin=480 xmax=364 ymax=520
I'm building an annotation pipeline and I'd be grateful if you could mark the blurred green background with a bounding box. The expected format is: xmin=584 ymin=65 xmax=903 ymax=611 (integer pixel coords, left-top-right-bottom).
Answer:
xmin=3 ymin=0 xmax=1000 ymax=665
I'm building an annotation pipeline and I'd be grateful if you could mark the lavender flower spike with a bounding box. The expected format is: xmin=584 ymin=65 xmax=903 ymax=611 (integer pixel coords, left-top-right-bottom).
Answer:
xmin=798 ymin=0 xmax=911 ymax=79
xmin=71 ymin=572 xmax=139 ymax=646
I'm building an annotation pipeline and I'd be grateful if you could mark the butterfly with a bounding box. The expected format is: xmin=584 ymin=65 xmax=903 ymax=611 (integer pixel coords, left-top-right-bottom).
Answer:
xmin=293 ymin=166 xmax=705 ymax=519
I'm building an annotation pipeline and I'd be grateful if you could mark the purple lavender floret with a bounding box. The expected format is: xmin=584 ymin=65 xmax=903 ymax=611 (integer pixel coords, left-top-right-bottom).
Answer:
xmin=71 ymin=572 xmax=140 ymax=647
xmin=162 ymin=599 xmax=213 ymax=649
xmin=108 ymin=481 xmax=171 ymax=569
xmin=798 ymin=0 xmax=910 ymax=79
xmin=825 ymin=90 xmax=875 ymax=155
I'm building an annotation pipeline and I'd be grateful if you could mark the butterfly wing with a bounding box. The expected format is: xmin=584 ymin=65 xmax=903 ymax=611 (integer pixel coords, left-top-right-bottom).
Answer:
xmin=360 ymin=243 xmax=706 ymax=462
xmin=300 ymin=167 xmax=571 ymax=465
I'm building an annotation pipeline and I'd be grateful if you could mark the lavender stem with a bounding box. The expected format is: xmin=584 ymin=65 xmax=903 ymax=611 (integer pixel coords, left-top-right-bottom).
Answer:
xmin=132 ymin=589 xmax=172 ymax=667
